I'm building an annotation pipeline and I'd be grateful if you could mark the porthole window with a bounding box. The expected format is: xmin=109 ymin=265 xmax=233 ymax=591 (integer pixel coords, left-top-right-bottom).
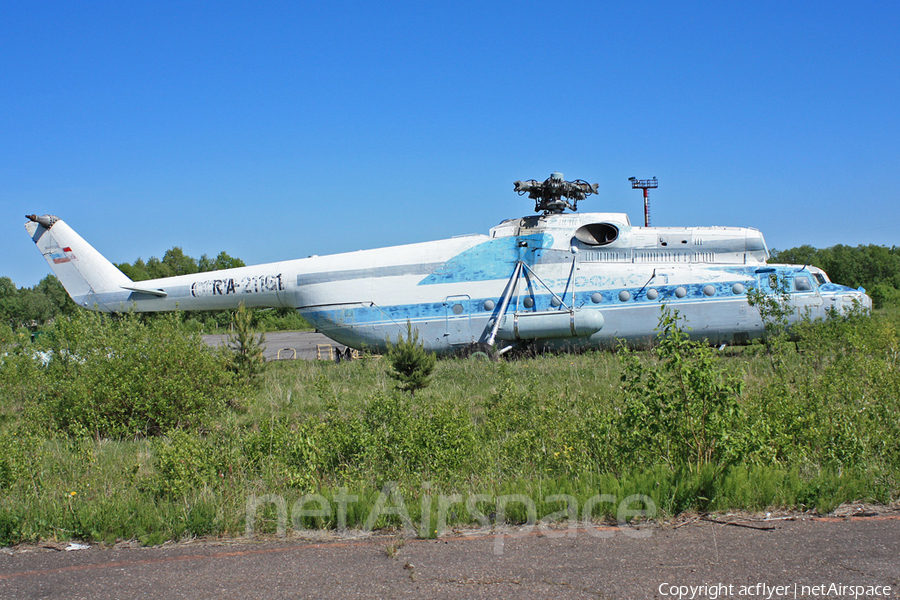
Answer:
xmin=703 ymin=285 xmax=715 ymax=296
xmin=550 ymin=297 xmax=561 ymax=308
xmin=483 ymin=300 xmax=496 ymax=311
xmin=674 ymin=287 xmax=687 ymax=298
xmin=646 ymin=289 xmax=659 ymax=300
xmin=619 ymin=291 xmax=631 ymax=302
xmin=523 ymin=297 xmax=535 ymax=308
xmin=732 ymin=283 xmax=745 ymax=294
xmin=452 ymin=304 xmax=464 ymax=315
xmin=590 ymin=292 xmax=603 ymax=304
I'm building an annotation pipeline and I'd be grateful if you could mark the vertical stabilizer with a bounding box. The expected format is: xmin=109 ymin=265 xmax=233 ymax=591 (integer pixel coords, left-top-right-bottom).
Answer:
xmin=25 ymin=214 xmax=132 ymax=308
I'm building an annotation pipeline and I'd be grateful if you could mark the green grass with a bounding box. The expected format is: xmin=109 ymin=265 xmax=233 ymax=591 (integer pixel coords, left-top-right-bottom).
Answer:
xmin=1 ymin=307 xmax=899 ymax=546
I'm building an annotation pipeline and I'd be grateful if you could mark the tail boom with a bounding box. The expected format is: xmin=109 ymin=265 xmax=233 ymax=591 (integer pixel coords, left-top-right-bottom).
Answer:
xmin=25 ymin=215 xmax=292 ymax=312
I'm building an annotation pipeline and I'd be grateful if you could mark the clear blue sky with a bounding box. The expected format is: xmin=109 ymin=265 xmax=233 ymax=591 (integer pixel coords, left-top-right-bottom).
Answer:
xmin=3 ymin=1 xmax=898 ymax=287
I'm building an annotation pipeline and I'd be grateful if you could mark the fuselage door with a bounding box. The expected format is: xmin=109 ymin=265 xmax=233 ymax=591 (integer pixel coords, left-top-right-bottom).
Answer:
xmin=444 ymin=295 xmax=472 ymax=346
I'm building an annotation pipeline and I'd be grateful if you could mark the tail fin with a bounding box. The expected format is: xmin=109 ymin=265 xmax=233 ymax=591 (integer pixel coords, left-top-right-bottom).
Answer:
xmin=25 ymin=214 xmax=133 ymax=308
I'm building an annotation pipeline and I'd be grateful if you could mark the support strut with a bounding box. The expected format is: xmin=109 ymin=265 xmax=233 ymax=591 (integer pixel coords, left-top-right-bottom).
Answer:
xmin=486 ymin=261 xmax=523 ymax=347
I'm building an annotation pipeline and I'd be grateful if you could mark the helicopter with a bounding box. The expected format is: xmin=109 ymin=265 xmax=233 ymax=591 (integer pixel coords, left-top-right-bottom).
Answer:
xmin=25 ymin=173 xmax=871 ymax=357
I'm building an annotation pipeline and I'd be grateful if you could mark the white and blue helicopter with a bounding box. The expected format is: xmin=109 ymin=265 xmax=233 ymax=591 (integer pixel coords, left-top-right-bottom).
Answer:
xmin=25 ymin=173 xmax=870 ymax=357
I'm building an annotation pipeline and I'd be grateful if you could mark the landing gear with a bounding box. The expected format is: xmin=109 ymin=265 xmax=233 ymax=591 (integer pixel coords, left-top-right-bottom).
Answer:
xmin=504 ymin=342 xmax=539 ymax=360
xmin=457 ymin=342 xmax=497 ymax=362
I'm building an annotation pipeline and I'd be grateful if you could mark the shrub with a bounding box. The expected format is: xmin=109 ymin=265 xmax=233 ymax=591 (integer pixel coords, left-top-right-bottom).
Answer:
xmin=385 ymin=322 xmax=436 ymax=397
xmin=240 ymin=417 xmax=319 ymax=490
xmin=745 ymin=307 xmax=900 ymax=470
xmin=746 ymin=273 xmax=794 ymax=351
xmin=34 ymin=311 xmax=236 ymax=437
xmin=618 ymin=306 xmax=745 ymax=471
xmin=151 ymin=430 xmax=216 ymax=498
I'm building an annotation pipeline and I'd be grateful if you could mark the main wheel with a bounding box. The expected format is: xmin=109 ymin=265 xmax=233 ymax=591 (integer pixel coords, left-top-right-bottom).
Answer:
xmin=457 ymin=342 xmax=497 ymax=362
xmin=504 ymin=342 xmax=538 ymax=360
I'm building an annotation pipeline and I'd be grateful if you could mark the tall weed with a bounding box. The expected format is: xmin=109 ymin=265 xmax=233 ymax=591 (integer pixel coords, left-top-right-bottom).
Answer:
xmin=618 ymin=307 xmax=745 ymax=471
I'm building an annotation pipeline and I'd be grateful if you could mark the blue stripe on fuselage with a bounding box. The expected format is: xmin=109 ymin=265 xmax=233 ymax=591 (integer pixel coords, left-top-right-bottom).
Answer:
xmin=303 ymin=280 xmax=755 ymax=330
xmin=300 ymin=264 xmax=866 ymax=350
xmin=417 ymin=233 xmax=554 ymax=285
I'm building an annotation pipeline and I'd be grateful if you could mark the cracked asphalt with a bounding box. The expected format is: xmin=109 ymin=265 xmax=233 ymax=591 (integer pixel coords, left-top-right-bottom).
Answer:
xmin=1 ymin=516 xmax=898 ymax=599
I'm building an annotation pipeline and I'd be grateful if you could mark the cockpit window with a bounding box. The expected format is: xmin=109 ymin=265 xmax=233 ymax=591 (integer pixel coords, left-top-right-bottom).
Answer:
xmin=794 ymin=277 xmax=813 ymax=292
xmin=813 ymin=272 xmax=827 ymax=286
xmin=574 ymin=223 xmax=619 ymax=246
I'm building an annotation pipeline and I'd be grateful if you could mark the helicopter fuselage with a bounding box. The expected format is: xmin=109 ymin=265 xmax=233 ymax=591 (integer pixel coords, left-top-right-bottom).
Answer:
xmin=25 ymin=211 xmax=871 ymax=355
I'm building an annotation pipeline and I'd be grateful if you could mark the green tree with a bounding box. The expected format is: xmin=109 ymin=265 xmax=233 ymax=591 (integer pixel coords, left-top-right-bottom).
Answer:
xmin=0 ymin=277 xmax=22 ymax=327
xmin=768 ymin=244 xmax=819 ymax=268
xmin=0 ymin=321 xmax=16 ymax=348
xmin=162 ymin=247 xmax=198 ymax=277
xmin=227 ymin=303 xmax=267 ymax=385
xmin=145 ymin=256 xmax=171 ymax=279
xmin=16 ymin=287 xmax=51 ymax=325
xmin=769 ymin=243 xmax=900 ymax=308
xmin=34 ymin=275 xmax=77 ymax=318
xmin=117 ymin=258 xmax=150 ymax=281
xmin=385 ymin=321 xmax=437 ymax=397
xmin=0 ymin=276 xmax=79 ymax=328
xmin=199 ymin=251 xmax=245 ymax=272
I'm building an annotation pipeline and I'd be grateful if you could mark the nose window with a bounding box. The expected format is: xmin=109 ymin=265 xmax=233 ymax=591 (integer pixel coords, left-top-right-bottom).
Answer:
xmin=794 ymin=277 xmax=813 ymax=292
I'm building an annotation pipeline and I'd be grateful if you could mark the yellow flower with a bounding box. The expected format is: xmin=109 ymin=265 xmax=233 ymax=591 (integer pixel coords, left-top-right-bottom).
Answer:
xmin=69 ymin=491 xmax=77 ymax=497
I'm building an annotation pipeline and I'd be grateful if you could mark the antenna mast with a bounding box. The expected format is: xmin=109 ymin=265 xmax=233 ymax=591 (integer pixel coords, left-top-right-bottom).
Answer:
xmin=628 ymin=176 xmax=658 ymax=227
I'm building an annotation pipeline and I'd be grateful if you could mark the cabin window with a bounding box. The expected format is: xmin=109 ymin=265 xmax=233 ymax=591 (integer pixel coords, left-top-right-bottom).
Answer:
xmin=794 ymin=277 xmax=813 ymax=292
xmin=574 ymin=223 xmax=619 ymax=246
xmin=813 ymin=272 xmax=827 ymax=286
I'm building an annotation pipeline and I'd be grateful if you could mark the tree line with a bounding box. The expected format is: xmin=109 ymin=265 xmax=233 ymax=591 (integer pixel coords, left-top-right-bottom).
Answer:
xmin=116 ymin=248 xmax=246 ymax=281
xmin=769 ymin=244 xmax=900 ymax=308
xmin=0 ymin=275 xmax=76 ymax=328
